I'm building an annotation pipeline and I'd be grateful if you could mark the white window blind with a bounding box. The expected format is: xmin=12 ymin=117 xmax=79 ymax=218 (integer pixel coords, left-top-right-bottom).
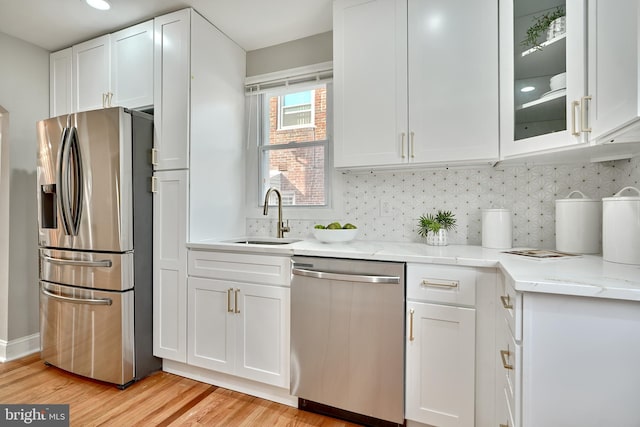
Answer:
xmin=245 ymin=61 xmax=333 ymax=95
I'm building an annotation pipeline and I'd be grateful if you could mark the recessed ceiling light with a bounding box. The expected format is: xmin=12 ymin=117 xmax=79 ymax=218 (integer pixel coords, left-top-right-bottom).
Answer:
xmin=86 ymin=0 xmax=111 ymax=10
xmin=520 ymin=86 xmax=535 ymax=93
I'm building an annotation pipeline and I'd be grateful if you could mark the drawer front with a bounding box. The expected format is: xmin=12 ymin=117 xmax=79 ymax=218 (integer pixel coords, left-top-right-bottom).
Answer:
xmin=497 ymin=316 xmax=521 ymax=424
xmin=498 ymin=270 xmax=522 ymax=341
xmin=407 ymin=264 xmax=476 ymax=306
xmin=188 ymin=250 xmax=291 ymax=286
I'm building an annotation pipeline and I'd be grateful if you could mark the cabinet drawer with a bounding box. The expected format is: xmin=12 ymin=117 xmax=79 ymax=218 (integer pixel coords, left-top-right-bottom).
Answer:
xmin=498 ymin=270 xmax=522 ymax=341
xmin=497 ymin=316 xmax=521 ymax=424
xmin=407 ymin=264 xmax=476 ymax=306
xmin=188 ymin=250 xmax=291 ymax=286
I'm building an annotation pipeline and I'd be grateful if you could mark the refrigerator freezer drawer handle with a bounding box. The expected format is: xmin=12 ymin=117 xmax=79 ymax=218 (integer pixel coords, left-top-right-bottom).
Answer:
xmin=41 ymin=287 xmax=113 ymax=306
xmin=42 ymin=254 xmax=112 ymax=268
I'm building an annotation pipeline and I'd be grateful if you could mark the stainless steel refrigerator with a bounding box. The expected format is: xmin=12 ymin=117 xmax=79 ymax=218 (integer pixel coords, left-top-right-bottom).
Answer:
xmin=36 ymin=107 xmax=160 ymax=388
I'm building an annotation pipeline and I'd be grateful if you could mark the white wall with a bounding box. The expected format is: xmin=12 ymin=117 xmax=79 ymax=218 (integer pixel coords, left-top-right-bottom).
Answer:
xmin=0 ymin=32 xmax=49 ymax=343
xmin=246 ymin=31 xmax=332 ymax=77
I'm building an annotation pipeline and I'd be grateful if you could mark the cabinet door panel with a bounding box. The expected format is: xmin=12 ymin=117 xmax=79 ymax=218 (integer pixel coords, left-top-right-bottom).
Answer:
xmin=334 ymin=0 xmax=408 ymax=168
xmin=588 ymin=0 xmax=639 ymax=142
xmin=235 ymin=283 xmax=290 ymax=387
xmin=50 ymin=48 xmax=73 ymax=117
xmin=408 ymin=0 xmax=498 ymax=164
xmin=153 ymin=9 xmax=190 ymax=170
xmin=406 ymin=301 xmax=476 ymax=427
xmin=153 ymin=170 xmax=188 ymax=362
xmin=72 ymin=35 xmax=110 ymax=112
xmin=187 ymin=277 xmax=234 ymax=374
xmin=111 ymin=20 xmax=154 ymax=109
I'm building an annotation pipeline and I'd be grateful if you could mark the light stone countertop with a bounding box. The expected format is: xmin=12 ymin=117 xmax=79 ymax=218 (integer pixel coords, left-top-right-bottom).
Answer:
xmin=187 ymin=239 xmax=640 ymax=302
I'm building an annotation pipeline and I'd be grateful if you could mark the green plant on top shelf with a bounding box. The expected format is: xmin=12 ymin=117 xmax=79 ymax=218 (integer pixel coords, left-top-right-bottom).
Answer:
xmin=521 ymin=6 xmax=565 ymax=51
xmin=417 ymin=210 xmax=457 ymax=238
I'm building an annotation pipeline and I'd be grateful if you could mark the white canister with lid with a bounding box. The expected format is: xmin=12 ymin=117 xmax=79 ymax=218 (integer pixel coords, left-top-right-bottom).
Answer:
xmin=482 ymin=209 xmax=512 ymax=249
xmin=555 ymin=190 xmax=601 ymax=254
xmin=602 ymin=186 xmax=640 ymax=265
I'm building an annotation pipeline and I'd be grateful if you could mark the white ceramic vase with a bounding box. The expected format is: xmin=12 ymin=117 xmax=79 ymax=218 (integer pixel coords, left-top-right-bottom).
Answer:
xmin=426 ymin=229 xmax=448 ymax=246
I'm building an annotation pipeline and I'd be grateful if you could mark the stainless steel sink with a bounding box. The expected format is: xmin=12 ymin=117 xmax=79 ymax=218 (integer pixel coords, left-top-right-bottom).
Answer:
xmin=226 ymin=238 xmax=301 ymax=245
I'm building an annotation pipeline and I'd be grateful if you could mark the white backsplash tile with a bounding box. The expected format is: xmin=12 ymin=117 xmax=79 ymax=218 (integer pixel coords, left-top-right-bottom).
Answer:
xmin=249 ymin=157 xmax=640 ymax=249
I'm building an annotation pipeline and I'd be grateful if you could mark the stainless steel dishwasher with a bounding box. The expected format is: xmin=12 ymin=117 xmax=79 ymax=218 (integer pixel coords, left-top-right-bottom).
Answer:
xmin=290 ymin=256 xmax=405 ymax=426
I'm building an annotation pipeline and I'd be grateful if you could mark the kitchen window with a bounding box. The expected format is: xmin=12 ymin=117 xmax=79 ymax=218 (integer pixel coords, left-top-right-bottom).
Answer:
xmin=259 ymin=83 xmax=330 ymax=207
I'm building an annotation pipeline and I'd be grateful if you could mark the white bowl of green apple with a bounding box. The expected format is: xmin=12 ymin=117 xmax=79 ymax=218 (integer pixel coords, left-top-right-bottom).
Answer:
xmin=312 ymin=222 xmax=358 ymax=243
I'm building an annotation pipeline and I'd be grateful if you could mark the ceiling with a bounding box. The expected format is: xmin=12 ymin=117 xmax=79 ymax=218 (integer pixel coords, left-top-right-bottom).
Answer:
xmin=0 ymin=0 xmax=333 ymax=52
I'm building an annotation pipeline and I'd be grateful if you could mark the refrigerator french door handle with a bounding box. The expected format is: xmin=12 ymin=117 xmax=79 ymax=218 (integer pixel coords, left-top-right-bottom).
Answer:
xmin=41 ymin=287 xmax=112 ymax=306
xmin=42 ymin=254 xmax=112 ymax=268
xmin=68 ymin=127 xmax=84 ymax=236
xmin=57 ymin=127 xmax=72 ymax=235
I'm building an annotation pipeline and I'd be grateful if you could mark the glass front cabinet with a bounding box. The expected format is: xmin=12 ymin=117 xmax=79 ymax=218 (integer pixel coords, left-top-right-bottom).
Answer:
xmin=501 ymin=0 xmax=640 ymax=160
xmin=500 ymin=0 xmax=588 ymax=158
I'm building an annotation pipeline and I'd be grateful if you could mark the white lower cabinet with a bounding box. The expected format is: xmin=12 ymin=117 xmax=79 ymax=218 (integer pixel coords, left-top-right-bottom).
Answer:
xmin=405 ymin=264 xmax=478 ymax=427
xmin=406 ymin=301 xmax=476 ymax=426
xmin=496 ymin=270 xmax=640 ymax=427
xmin=186 ymin=250 xmax=291 ymax=388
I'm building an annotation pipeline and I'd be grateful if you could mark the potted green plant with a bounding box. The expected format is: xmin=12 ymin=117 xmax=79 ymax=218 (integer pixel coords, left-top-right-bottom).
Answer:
xmin=521 ymin=6 xmax=565 ymax=51
xmin=417 ymin=210 xmax=457 ymax=246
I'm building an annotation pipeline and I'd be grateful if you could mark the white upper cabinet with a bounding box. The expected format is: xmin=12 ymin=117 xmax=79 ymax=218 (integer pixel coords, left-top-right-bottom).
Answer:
xmin=110 ymin=20 xmax=154 ymax=109
xmin=334 ymin=0 xmax=407 ymax=168
xmin=334 ymin=0 xmax=499 ymax=169
xmin=50 ymin=48 xmax=72 ymax=117
xmin=501 ymin=0 xmax=640 ymax=160
xmin=72 ymin=34 xmax=111 ymax=113
xmin=587 ymin=0 xmax=640 ymax=144
xmin=407 ymin=0 xmax=499 ymax=165
xmin=54 ymin=20 xmax=153 ymax=115
xmin=153 ymin=9 xmax=191 ymax=171
xmin=500 ymin=0 xmax=587 ymax=158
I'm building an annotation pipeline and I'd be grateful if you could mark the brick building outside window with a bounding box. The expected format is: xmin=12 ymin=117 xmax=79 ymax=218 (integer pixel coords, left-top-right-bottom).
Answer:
xmin=261 ymin=84 xmax=328 ymax=206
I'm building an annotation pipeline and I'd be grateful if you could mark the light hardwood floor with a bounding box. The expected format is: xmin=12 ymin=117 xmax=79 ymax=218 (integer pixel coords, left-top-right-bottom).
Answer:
xmin=0 ymin=354 xmax=359 ymax=426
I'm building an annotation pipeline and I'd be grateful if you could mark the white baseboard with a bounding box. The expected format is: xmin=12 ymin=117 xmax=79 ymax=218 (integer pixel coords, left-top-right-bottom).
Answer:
xmin=162 ymin=359 xmax=297 ymax=407
xmin=0 ymin=333 xmax=40 ymax=362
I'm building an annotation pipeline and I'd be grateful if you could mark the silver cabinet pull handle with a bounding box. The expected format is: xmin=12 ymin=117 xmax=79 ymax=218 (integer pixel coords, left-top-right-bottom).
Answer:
xmin=421 ymin=279 xmax=458 ymax=289
xmin=108 ymin=92 xmax=113 ymax=107
xmin=42 ymin=254 xmax=112 ymax=268
xmin=234 ymin=289 xmax=240 ymax=314
xmin=227 ymin=288 xmax=233 ymax=313
xmin=410 ymin=131 xmax=415 ymax=158
xmin=401 ymin=132 xmax=406 ymax=158
xmin=409 ymin=308 xmax=415 ymax=341
xmin=292 ymin=268 xmax=400 ymax=284
xmin=571 ymin=100 xmax=580 ymax=136
xmin=41 ymin=287 xmax=112 ymax=306
xmin=581 ymin=96 xmax=592 ymax=133
xmin=500 ymin=349 xmax=513 ymax=370
xmin=500 ymin=295 xmax=513 ymax=309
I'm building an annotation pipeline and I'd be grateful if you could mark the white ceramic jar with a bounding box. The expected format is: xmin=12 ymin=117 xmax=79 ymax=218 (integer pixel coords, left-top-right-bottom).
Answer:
xmin=482 ymin=209 xmax=512 ymax=249
xmin=555 ymin=190 xmax=601 ymax=254
xmin=603 ymin=187 xmax=640 ymax=265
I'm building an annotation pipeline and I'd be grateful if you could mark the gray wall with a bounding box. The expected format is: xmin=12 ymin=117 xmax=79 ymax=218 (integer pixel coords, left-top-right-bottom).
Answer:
xmin=246 ymin=31 xmax=332 ymax=76
xmin=0 ymin=32 xmax=49 ymax=341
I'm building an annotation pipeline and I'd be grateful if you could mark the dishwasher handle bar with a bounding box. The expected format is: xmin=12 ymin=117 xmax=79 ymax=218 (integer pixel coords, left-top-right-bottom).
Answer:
xmin=292 ymin=267 xmax=400 ymax=284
